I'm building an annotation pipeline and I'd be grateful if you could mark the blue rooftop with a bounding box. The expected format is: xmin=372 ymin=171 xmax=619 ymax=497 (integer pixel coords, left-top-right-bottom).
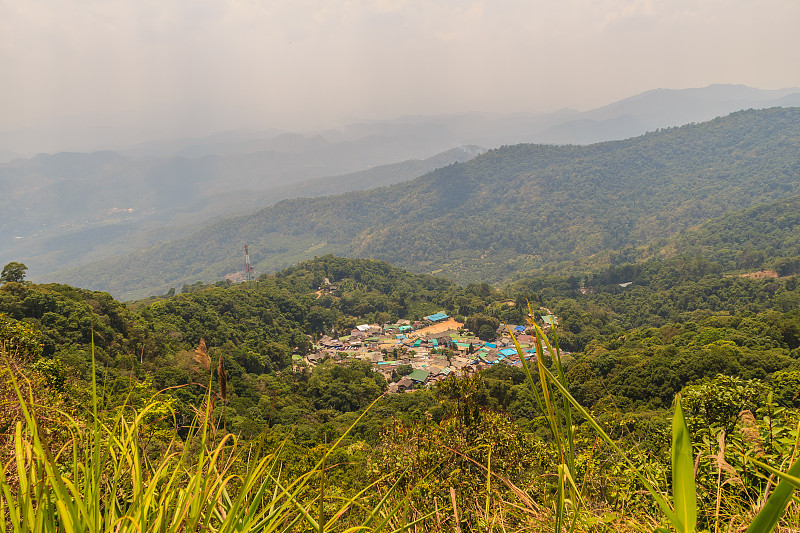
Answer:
xmin=424 ymin=312 xmax=449 ymax=322
xmin=499 ymin=348 xmax=518 ymax=357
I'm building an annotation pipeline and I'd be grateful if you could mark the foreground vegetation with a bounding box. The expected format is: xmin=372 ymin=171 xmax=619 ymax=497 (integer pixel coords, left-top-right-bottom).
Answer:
xmin=4 ymin=254 xmax=800 ymax=530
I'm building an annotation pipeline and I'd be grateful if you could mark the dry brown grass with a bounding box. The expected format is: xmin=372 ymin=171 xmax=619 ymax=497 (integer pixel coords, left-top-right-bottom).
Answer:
xmin=738 ymin=270 xmax=779 ymax=280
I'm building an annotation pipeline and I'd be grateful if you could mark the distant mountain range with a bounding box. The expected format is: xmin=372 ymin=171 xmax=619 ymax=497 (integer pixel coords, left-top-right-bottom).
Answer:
xmin=0 ymin=145 xmax=483 ymax=276
xmin=3 ymin=84 xmax=800 ymax=295
xmin=48 ymin=107 xmax=800 ymax=300
xmin=5 ymin=84 xmax=798 ymax=160
xmin=318 ymin=84 xmax=800 ymax=148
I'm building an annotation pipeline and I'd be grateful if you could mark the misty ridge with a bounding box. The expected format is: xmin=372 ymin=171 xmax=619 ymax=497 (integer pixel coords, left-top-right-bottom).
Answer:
xmin=30 ymin=106 xmax=800 ymax=301
xmin=2 ymin=83 xmax=800 ymax=295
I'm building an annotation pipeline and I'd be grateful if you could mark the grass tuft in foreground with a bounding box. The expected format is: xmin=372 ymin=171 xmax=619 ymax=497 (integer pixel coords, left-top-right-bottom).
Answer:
xmin=0 ymin=338 xmax=420 ymax=533
xmin=511 ymin=303 xmax=800 ymax=533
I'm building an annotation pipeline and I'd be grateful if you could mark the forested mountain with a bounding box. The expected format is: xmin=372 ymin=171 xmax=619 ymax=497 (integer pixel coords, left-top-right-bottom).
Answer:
xmin=671 ymin=195 xmax=800 ymax=274
xmin=0 ymin=139 xmax=479 ymax=247
xmin=55 ymin=107 xmax=800 ymax=300
xmin=1 ymin=146 xmax=482 ymax=279
xmin=6 ymin=84 xmax=799 ymax=293
xmin=510 ymin=255 xmax=800 ymax=352
xmin=539 ymin=84 xmax=800 ymax=144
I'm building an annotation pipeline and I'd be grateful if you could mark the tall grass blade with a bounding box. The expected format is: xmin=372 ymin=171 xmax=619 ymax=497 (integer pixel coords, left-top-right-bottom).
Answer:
xmin=745 ymin=455 xmax=800 ymax=533
xmin=450 ymin=486 xmax=462 ymax=533
xmin=511 ymin=346 xmax=680 ymax=527
xmin=485 ymin=444 xmax=492 ymax=526
xmin=671 ymin=394 xmax=696 ymax=533
xmin=318 ymin=441 xmax=327 ymax=533
xmin=324 ymin=476 xmax=386 ymax=529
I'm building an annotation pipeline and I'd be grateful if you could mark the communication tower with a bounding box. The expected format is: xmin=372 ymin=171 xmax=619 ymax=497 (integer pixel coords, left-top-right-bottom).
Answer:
xmin=244 ymin=244 xmax=253 ymax=285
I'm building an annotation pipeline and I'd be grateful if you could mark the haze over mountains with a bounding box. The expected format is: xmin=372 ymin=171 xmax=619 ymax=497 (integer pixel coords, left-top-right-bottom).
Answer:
xmin=51 ymin=106 xmax=800 ymax=300
xmin=4 ymin=84 xmax=799 ymax=160
xmin=2 ymin=84 xmax=800 ymax=298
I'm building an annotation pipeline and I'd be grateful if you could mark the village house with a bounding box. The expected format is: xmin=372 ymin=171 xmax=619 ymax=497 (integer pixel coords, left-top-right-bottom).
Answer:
xmin=303 ymin=312 xmax=558 ymax=393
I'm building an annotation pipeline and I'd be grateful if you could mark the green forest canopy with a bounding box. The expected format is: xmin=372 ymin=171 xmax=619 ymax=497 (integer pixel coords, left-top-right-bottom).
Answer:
xmin=56 ymin=107 xmax=800 ymax=300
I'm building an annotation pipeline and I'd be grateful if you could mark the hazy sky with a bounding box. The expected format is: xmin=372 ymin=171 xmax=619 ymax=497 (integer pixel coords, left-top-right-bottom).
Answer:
xmin=2 ymin=0 xmax=799 ymax=150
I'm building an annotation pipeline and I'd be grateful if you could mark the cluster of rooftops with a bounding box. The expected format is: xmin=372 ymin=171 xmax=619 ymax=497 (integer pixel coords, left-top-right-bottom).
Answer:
xmin=300 ymin=311 xmax=562 ymax=393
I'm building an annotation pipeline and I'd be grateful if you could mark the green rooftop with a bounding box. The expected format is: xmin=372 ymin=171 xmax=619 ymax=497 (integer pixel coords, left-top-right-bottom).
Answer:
xmin=408 ymin=369 xmax=430 ymax=382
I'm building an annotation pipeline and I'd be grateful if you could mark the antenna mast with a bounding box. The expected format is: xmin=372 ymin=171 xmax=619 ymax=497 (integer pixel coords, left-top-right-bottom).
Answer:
xmin=244 ymin=244 xmax=253 ymax=285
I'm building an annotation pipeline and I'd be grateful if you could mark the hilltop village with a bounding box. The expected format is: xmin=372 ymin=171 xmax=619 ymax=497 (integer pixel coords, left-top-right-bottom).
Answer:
xmin=301 ymin=311 xmax=561 ymax=394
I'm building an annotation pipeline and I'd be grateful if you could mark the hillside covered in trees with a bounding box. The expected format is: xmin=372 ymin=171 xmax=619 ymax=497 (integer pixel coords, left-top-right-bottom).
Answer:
xmin=670 ymin=194 xmax=800 ymax=274
xmin=6 ymin=250 xmax=800 ymax=529
xmin=55 ymin=107 xmax=800 ymax=300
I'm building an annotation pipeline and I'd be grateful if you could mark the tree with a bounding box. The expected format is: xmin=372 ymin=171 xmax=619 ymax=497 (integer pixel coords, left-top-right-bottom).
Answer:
xmin=465 ymin=313 xmax=500 ymax=337
xmin=681 ymin=375 xmax=768 ymax=433
xmin=478 ymin=324 xmax=497 ymax=341
xmin=1 ymin=262 xmax=27 ymax=284
xmin=396 ymin=364 xmax=413 ymax=377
